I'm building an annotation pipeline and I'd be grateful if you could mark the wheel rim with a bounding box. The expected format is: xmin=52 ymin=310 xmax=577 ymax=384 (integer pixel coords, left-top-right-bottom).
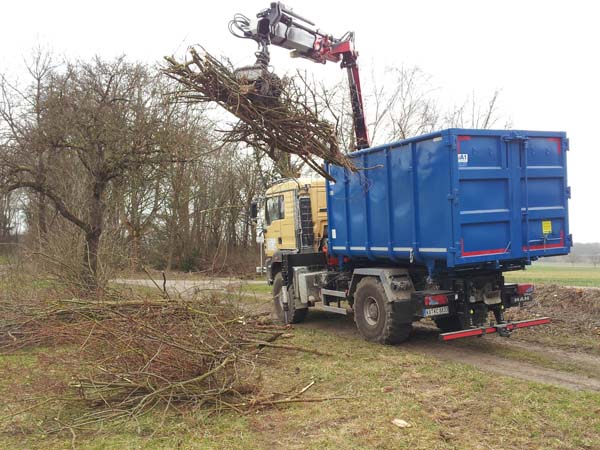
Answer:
xmin=275 ymin=289 xmax=284 ymax=313
xmin=274 ymin=283 xmax=289 ymax=323
xmin=364 ymin=296 xmax=380 ymax=326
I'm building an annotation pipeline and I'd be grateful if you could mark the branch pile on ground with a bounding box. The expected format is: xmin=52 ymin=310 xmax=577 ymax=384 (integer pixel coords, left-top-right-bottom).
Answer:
xmin=507 ymin=284 xmax=600 ymax=337
xmin=1 ymin=293 xmax=343 ymax=428
xmin=163 ymin=48 xmax=355 ymax=180
xmin=0 ymin=296 xmax=168 ymax=351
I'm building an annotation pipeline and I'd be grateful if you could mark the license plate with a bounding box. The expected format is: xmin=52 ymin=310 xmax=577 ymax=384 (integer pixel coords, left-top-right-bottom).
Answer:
xmin=424 ymin=306 xmax=449 ymax=317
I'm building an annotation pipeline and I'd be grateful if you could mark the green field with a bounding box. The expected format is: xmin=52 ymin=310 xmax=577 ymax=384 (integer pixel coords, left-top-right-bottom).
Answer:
xmin=505 ymin=263 xmax=600 ymax=287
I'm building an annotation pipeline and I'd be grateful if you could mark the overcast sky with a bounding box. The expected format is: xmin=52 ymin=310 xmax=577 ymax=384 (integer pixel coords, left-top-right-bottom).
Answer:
xmin=1 ymin=0 xmax=598 ymax=242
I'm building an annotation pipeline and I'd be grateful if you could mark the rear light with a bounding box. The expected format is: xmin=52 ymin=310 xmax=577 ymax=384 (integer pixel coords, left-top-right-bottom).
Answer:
xmin=516 ymin=284 xmax=535 ymax=296
xmin=326 ymin=255 xmax=350 ymax=266
xmin=424 ymin=294 xmax=449 ymax=306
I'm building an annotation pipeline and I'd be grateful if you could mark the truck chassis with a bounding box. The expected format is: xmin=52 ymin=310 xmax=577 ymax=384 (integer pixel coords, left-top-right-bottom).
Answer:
xmin=272 ymin=252 xmax=548 ymax=343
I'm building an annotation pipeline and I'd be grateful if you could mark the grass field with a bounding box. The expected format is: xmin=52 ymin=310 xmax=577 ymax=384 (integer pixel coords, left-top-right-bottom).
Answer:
xmin=1 ymin=319 xmax=599 ymax=449
xmin=505 ymin=263 xmax=600 ymax=287
xmin=2 ymin=270 xmax=599 ymax=448
xmin=235 ymin=283 xmax=272 ymax=295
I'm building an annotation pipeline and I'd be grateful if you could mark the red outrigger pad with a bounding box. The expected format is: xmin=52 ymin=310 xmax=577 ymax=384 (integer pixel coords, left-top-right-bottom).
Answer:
xmin=439 ymin=317 xmax=551 ymax=341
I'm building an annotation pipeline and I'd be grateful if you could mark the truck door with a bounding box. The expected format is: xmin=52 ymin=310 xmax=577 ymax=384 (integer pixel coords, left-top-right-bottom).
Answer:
xmin=264 ymin=194 xmax=284 ymax=256
xmin=279 ymin=190 xmax=298 ymax=250
xmin=515 ymin=136 xmax=568 ymax=256
xmin=264 ymin=190 xmax=298 ymax=255
xmin=456 ymin=134 xmax=515 ymax=260
xmin=456 ymin=133 xmax=567 ymax=263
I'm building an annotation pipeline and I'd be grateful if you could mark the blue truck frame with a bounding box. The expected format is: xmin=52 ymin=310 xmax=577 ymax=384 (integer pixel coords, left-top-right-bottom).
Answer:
xmin=325 ymin=128 xmax=571 ymax=274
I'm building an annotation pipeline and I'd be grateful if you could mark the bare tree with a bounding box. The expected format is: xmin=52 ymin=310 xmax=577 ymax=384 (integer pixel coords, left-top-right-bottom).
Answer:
xmin=320 ymin=65 xmax=508 ymax=149
xmin=0 ymin=49 xmax=55 ymax=248
xmin=0 ymin=191 xmax=17 ymax=239
xmin=378 ymin=66 xmax=441 ymax=142
xmin=1 ymin=57 xmax=174 ymax=289
xmin=444 ymin=90 xmax=509 ymax=129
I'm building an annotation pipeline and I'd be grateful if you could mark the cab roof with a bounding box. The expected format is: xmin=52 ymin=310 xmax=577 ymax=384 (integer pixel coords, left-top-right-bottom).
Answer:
xmin=265 ymin=177 xmax=325 ymax=195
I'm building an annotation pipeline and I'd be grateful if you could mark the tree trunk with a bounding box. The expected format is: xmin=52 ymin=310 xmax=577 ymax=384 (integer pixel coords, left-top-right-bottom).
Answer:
xmin=83 ymin=229 xmax=101 ymax=290
xmin=82 ymin=180 xmax=106 ymax=291
xmin=36 ymin=192 xmax=47 ymax=247
xmin=130 ymin=230 xmax=141 ymax=272
xmin=36 ymin=158 xmax=48 ymax=247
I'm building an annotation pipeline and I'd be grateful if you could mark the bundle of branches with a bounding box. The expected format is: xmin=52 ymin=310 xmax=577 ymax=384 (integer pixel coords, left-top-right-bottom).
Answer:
xmin=0 ymin=294 xmax=172 ymax=351
xmin=163 ymin=48 xmax=355 ymax=180
xmin=2 ymin=294 xmax=341 ymax=428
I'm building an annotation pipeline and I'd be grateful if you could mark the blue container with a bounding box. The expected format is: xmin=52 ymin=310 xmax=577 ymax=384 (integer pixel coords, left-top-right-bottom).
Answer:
xmin=325 ymin=129 xmax=571 ymax=270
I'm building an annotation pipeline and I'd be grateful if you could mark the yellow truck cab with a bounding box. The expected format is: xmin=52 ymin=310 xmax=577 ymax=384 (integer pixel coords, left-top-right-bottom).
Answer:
xmin=263 ymin=178 xmax=327 ymax=284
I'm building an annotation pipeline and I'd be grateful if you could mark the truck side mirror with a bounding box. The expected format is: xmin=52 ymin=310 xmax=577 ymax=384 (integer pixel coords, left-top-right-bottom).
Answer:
xmin=250 ymin=201 xmax=258 ymax=220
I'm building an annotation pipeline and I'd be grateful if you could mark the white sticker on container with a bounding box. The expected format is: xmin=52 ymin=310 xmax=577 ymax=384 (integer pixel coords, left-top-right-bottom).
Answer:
xmin=331 ymin=229 xmax=337 ymax=239
xmin=457 ymin=153 xmax=469 ymax=166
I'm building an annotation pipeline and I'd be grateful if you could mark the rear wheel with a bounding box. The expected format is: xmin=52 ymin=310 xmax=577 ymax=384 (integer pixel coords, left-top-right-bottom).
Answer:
xmin=354 ymin=277 xmax=412 ymax=344
xmin=272 ymin=272 xmax=308 ymax=324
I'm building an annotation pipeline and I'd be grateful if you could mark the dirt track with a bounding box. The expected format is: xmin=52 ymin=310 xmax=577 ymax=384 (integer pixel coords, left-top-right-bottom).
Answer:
xmin=116 ymin=278 xmax=600 ymax=392
xmin=297 ymin=309 xmax=600 ymax=392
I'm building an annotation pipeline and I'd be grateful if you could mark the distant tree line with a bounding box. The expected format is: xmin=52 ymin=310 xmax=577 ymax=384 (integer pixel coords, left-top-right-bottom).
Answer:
xmin=551 ymin=243 xmax=600 ymax=266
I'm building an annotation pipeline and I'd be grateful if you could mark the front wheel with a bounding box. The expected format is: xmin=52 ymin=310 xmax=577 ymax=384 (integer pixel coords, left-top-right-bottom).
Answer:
xmin=354 ymin=277 xmax=412 ymax=344
xmin=272 ymin=272 xmax=308 ymax=324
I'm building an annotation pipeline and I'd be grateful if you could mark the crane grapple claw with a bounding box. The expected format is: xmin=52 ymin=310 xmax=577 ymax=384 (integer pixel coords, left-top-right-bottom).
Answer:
xmin=234 ymin=65 xmax=282 ymax=99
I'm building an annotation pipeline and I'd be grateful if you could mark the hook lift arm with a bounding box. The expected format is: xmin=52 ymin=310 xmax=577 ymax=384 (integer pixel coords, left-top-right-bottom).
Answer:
xmin=230 ymin=2 xmax=370 ymax=150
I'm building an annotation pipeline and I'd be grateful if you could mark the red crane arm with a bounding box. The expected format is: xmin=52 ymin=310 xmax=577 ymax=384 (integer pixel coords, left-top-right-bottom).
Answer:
xmin=330 ymin=40 xmax=370 ymax=150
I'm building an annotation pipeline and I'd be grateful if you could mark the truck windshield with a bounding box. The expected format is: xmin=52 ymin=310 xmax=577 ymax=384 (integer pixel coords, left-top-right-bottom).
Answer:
xmin=265 ymin=195 xmax=284 ymax=225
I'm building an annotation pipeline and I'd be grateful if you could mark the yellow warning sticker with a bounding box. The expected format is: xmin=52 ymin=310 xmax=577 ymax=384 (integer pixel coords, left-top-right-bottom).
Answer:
xmin=542 ymin=220 xmax=552 ymax=235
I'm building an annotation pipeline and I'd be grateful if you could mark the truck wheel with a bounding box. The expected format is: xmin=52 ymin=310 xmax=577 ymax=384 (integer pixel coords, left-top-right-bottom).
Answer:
xmin=272 ymin=272 xmax=308 ymax=324
xmin=354 ymin=277 xmax=412 ymax=344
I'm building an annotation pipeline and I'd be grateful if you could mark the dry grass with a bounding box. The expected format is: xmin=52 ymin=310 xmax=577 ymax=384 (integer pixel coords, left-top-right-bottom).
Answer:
xmin=0 ymin=268 xmax=346 ymax=440
xmin=505 ymin=284 xmax=600 ymax=355
xmin=1 ymin=319 xmax=599 ymax=449
xmin=2 ymin=274 xmax=600 ymax=449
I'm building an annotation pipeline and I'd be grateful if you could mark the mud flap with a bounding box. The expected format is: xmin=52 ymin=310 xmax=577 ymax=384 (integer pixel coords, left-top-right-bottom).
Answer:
xmin=392 ymin=300 xmax=415 ymax=324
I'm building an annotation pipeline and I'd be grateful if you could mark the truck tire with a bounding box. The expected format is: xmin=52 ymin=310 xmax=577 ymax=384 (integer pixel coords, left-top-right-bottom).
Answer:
xmin=272 ymin=272 xmax=308 ymax=324
xmin=354 ymin=277 xmax=412 ymax=344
